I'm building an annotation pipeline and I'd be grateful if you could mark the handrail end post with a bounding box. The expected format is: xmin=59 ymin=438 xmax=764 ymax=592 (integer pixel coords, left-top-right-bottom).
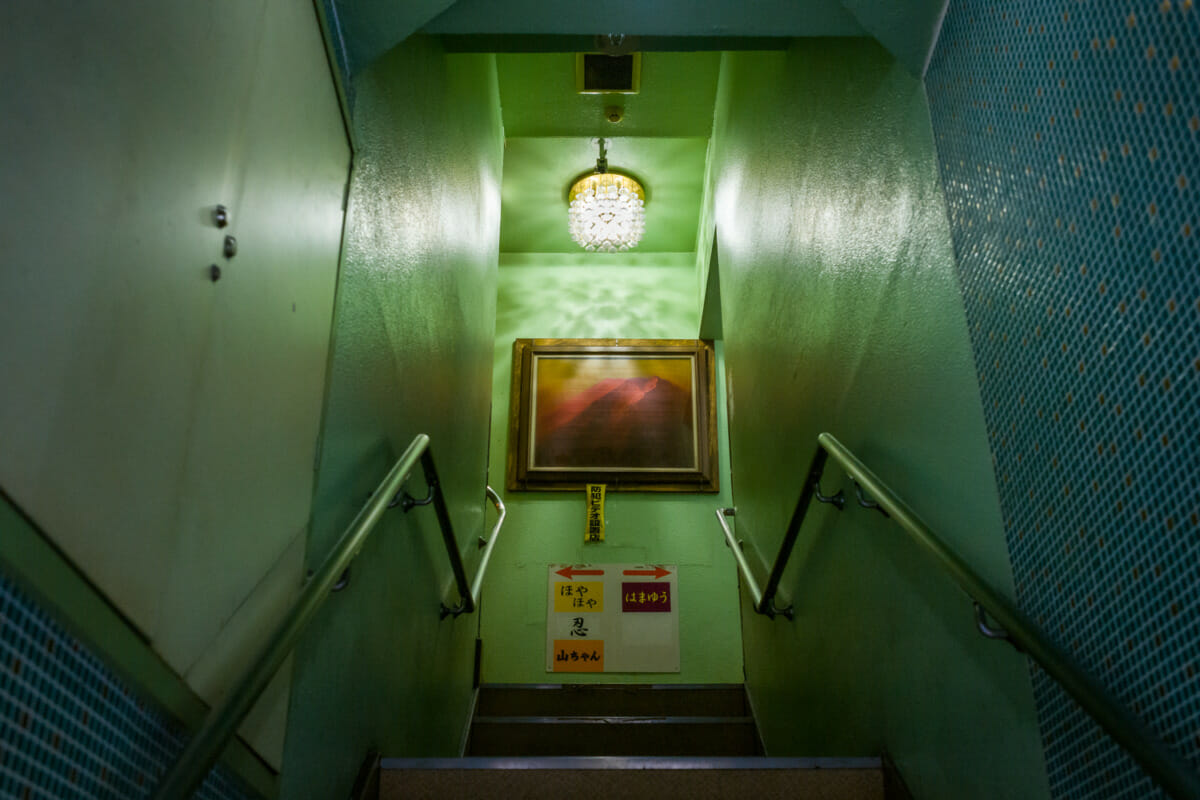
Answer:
xmin=755 ymin=594 xmax=794 ymax=622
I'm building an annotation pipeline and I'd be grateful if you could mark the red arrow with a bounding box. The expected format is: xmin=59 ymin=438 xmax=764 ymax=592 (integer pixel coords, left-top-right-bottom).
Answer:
xmin=623 ymin=566 xmax=671 ymax=579
xmin=556 ymin=566 xmax=605 ymax=579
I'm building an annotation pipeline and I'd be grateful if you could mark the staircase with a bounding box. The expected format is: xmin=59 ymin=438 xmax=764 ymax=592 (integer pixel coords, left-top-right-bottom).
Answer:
xmin=468 ymin=683 xmax=761 ymax=757
xmin=365 ymin=684 xmax=910 ymax=799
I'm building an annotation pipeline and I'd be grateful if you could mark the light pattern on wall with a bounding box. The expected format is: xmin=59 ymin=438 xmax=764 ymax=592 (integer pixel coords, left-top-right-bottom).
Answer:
xmin=0 ymin=573 xmax=256 ymax=800
xmin=926 ymin=1 xmax=1199 ymax=798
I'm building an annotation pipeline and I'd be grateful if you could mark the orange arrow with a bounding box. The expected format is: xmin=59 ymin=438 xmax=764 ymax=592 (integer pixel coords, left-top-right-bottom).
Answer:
xmin=623 ymin=566 xmax=671 ymax=579
xmin=556 ymin=566 xmax=605 ymax=579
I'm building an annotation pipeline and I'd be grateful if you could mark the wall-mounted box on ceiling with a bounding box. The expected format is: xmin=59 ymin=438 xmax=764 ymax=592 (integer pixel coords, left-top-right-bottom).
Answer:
xmin=576 ymin=53 xmax=641 ymax=94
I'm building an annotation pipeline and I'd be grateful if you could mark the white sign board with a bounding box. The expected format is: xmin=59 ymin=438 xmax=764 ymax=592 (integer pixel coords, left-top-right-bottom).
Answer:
xmin=546 ymin=564 xmax=679 ymax=673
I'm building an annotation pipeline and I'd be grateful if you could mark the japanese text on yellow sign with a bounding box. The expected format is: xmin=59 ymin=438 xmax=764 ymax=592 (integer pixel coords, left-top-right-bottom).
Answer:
xmin=553 ymin=581 xmax=603 ymax=613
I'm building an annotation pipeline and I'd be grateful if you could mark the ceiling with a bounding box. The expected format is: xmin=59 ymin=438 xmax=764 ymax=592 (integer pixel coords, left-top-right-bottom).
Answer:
xmin=424 ymin=0 xmax=867 ymax=38
xmin=496 ymin=52 xmax=719 ymax=257
xmin=323 ymin=0 xmax=950 ymax=261
xmin=497 ymin=52 xmax=721 ymax=139
xmin=330 ymin=0 xmax=949 ymax=94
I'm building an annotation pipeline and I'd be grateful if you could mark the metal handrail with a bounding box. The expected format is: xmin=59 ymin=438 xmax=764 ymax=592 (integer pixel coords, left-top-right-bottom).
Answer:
xmin=718 ymin=432 xmax=1200 ymax=800
xmin=392 ymin=448 xmax=507 ymax=619
xmin=714 ymin=508 xmax=788 ymax=619
xmin=154 ymin=435 xmax=505 ymax=799
xmin=469 ymin=486 xmax=507 ymax=610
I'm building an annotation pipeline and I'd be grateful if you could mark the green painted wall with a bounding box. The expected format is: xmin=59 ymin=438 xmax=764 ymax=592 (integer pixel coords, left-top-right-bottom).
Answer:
xmin=280 ymin=38 xmax=503 ymax=799
xmin=0 ymin=0 xmax=349 ymax=770
xmin=708 ymin=42 xmax=1050 ymax=799
xmin=480 ymin=254 xmax=743 ymax=685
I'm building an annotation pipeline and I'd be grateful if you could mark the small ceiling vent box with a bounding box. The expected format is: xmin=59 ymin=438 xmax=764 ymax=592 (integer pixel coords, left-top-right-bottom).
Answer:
xmin=576 ymin=53 xmax=641 ymax=94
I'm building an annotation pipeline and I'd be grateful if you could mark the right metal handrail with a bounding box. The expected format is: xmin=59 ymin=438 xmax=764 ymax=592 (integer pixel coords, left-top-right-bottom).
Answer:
xmin=718 ymin=432 xmax=1200 ymax=800
xmin=470 ymin=486 xmax=507 ymax=610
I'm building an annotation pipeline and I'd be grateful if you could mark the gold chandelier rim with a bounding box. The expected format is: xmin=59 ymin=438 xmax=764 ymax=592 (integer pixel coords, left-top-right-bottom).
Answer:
xmin=566 ymin=169 xmax=647 ymax=205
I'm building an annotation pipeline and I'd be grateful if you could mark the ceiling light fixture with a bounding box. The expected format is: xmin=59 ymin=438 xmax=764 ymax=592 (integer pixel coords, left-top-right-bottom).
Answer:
xmin=567 ymin=138 xmax=645 ymax=253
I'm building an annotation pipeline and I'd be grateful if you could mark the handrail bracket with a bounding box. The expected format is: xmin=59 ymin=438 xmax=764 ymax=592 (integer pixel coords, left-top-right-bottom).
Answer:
xmin=814 ymin=481 xmax=845 ymax=510
xmin=973 ymin=601 xmax=1021 ymax=652
xmin=853 ymin=480 xmax=889 ymax=518
xmin=391 ymin=479 xmax=436 ymax=512
xmin=440 ymin=600 xmax=467 ymax=620
xmin=769 ymin=599 xmax=795 ymax=621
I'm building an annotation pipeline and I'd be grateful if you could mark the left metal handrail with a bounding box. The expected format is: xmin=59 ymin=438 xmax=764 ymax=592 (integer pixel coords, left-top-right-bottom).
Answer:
xmin=393 ymin=449 xmax=508 ymax=619
xmin=154 ymin=436 xmax=506 ymax=799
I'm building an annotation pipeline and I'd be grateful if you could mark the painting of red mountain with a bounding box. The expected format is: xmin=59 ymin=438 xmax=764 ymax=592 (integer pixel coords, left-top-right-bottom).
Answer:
xmin=531 ymin=355 xmax=696 ymax=470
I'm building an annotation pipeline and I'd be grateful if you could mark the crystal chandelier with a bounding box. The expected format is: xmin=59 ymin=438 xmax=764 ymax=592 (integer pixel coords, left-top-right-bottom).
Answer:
xmin=567 ymin=139 xmax=645 ymax=252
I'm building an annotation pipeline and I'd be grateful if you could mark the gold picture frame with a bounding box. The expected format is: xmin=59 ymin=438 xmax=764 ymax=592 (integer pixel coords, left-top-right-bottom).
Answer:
xmin=507 ymin=339 xmax=718 ymax=492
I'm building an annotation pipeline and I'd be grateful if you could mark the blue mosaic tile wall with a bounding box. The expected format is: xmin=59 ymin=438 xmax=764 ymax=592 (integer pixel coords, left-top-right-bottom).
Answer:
xmin=926 ymin=2 xmax=1200 ymax=798
xmin=0 ymin=572 xmax=258 ymax=800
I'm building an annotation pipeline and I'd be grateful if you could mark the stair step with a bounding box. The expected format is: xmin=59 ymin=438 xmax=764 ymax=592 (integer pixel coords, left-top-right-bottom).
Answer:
xmin=475 ymin=683 xmax=749 ymax=717
xmin=378 ymin=757 xmax=885 ymax=800
xmin=466 ymin=716 xmax=762 ymax=757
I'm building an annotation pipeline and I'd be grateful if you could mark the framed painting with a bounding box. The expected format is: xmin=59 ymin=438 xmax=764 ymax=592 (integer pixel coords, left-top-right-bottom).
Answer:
xmin=507 ymin=339 xmax=718 ymax=492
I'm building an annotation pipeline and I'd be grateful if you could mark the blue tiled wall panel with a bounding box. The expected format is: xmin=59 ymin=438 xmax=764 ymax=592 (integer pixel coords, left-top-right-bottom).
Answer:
xmin=926 ymin=2 xmax=1199 ymax=799
xmin=0 ymin=573 xmax=257 ymax=800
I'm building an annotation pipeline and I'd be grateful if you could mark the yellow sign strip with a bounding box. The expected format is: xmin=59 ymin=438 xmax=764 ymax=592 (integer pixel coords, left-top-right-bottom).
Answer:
xmin=586 ymin=484 xmax=605 ymax=543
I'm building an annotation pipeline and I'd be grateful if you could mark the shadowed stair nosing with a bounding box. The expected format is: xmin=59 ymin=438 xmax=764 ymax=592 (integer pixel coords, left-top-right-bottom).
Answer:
xmin=382 ymin=756 xmax=884 ymax=770
xmin=478 ymin=683 xmax=745 ymax=690
xmin=471 ymin=715 xmax=756 ymax=725
xmin=475 ymin=683 xmax=749 ymax=717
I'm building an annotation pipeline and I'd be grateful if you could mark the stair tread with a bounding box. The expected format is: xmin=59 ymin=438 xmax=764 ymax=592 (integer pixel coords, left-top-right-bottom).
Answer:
xmin=472 ymin=715 xmax=757 ymax=723
xmin=466 ymin=723 xmax=761 ymax=756
xmin=379 ymin=757 xmax=886 ymax=800
xmin=475 ymin=683 xmax=749 ymax=717
xmin=478 ymin=683 xmax=745 ymax=689
xmin=469 ymin=684 xmax=762 ymax=757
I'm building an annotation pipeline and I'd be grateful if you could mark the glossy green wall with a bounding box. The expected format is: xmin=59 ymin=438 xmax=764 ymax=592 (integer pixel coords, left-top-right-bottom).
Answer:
xmin=280 ymin=38 xmax=503 ymax=798
xmin=709 ymin=42 xmax=1051 ymax=798
xmin=480 ymin=254 xmax=743 ymax=685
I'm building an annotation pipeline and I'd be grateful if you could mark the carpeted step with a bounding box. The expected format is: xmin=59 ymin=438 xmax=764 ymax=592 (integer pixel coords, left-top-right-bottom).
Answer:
xmin=474 ymin=683 xmax=750 ymax=717
xmin=467 ymin=684 xmax=761 ymax=757
xmin=377 ymin=756 xmax=886 ymax=800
